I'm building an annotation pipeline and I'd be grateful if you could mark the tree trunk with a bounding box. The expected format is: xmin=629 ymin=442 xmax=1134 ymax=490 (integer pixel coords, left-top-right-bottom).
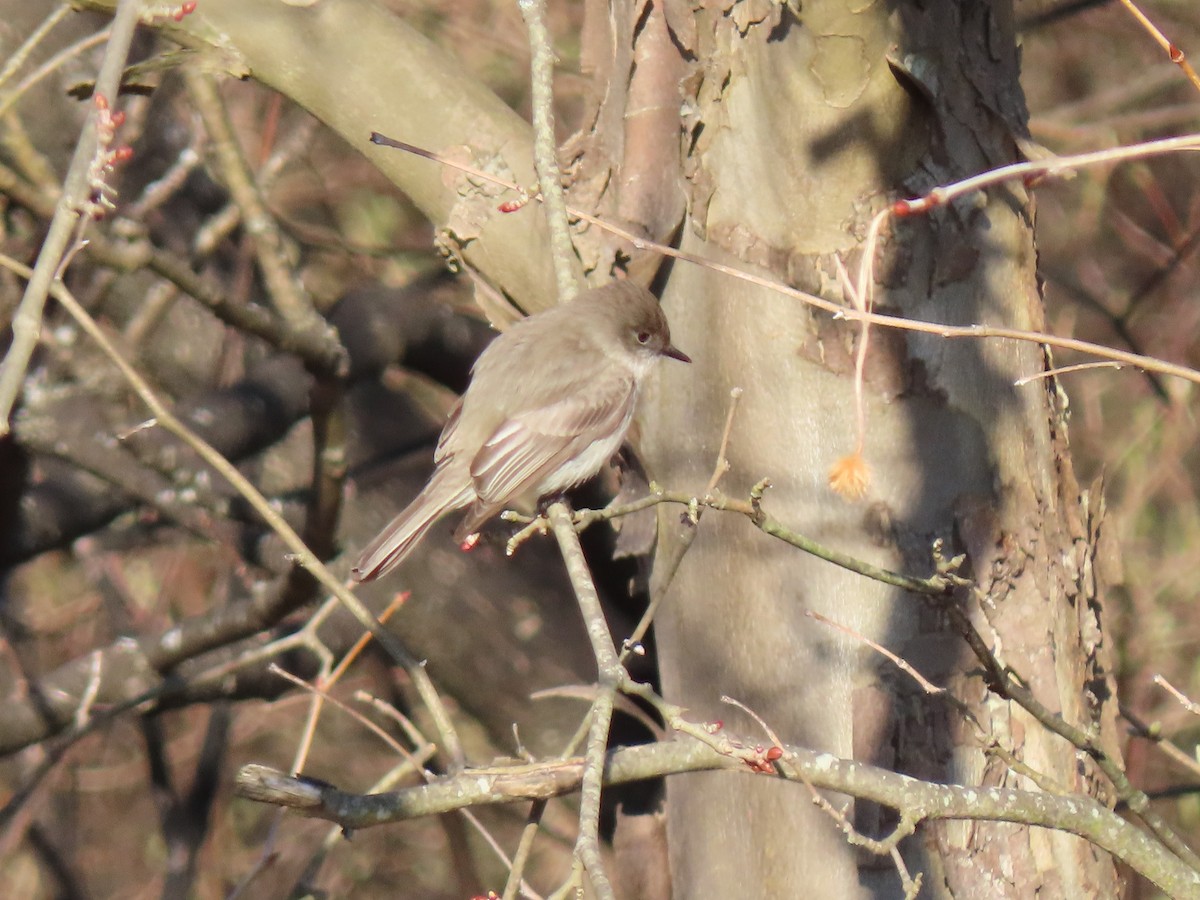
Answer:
xmin=637 ymin=2 xmax=1122 ymax=896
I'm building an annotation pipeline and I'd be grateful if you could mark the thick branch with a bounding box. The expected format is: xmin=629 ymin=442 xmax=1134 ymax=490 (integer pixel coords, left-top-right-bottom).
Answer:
xmin=75 ymin=0 xmax=561 ymax=311
xmin=237 ymin=736 xmax=1200 ymax=898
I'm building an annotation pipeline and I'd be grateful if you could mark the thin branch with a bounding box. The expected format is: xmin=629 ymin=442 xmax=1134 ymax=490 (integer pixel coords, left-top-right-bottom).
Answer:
xmin=183 ymin=68 xmax=344 ymax=356
xmin=805 ymin=602 xmax=1068 ymax=795
xmin=805 ymin=610 xmax=944 ymax=696
xmin=271 ymin=665 xmax=411 ymax=758
xmin=370 ymin=130 xmax=1200 ymax=388
xmin=125 ymin=123 xmax=205 ymax=219
xmin=1116 ymin=0 xmax=1200 ymax=94
xmin=1155 ymin=675 xmax=1200 ymax=717
xmin=546 ymin=502 xmax=618 ymax=900
xmin=511 ymin=481 xmax=957 ymax=599
xmin=235 ymin=734 xmax=1200 ymax=898
xmin=569 ymin=484 xmax=962 ymax=597
xmin=192 ymin=116 xmax=319 ymax=255
xmin=270 ymin=643 xmax=530 ymax=898
xmin=289 ymin=591 xmax=409 ymax=777
xmin=0 ymin=3 xmax=71 ymax=92
xmin=1014 ymin=361 xmax=1126 ymax=385
xmin=0 ymin=158 xmax=349 ymax=375
xmin=351 ymin=688 xmax=533 ymax=897
xmin=517 ymin=0 xmax=577 ymax=300
xmin=0 ymin=255 xmax=466 ymax=774
xmin=703 ymin=386 xmax=743 ymax=496
xmin=892 ymin=134 xmax=1200 ymax=215
xmin=0 ymin=27 xmax=113 ymax=120
xmin=891 ymin=846 xmax=923 ymax=900
xmin=0 ymin=0 xmax=141 ymax=433
xmin=619 ymin=386 xmax=743 ymax=662
xmin=72 ymin=651 xmax=104 ymax=730
xmin=503 ymin=799 xmax=548 ymax=900
xmin=937 ymin=591 xmax=1200 ymax=874
xmin=563 ymin=482 xmax=1200 ymax=864
xmin=789 ymin=751 xmax=918 ymax=864
xmin=1121 ymin=703 xmax=1200 ymax=784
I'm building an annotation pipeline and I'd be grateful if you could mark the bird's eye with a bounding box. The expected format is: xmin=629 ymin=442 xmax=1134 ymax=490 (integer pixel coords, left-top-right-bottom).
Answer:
xmin=636 ymin=331 xmax=651 ymax=344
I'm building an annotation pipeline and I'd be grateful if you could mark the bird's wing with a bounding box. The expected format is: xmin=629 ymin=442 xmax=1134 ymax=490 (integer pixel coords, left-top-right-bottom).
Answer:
xmin=468 ymin=369 xmax=636 ymax=507
xmin=434 ymin=396 xmax=464 ymax=464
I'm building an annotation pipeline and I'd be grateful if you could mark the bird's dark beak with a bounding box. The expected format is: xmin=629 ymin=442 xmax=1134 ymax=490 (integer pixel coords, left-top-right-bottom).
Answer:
xmin=665 ymin=344 xmax=691 ymax=363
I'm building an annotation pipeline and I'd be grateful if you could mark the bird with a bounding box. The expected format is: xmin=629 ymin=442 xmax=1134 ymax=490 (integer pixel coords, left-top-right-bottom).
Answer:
xmin=352 ymin=280 xmax=690 ymax=582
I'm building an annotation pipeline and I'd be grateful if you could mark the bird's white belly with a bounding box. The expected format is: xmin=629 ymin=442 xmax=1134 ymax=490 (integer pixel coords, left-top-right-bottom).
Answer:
xmin=534 ymin=404 xmax=635 ymax=495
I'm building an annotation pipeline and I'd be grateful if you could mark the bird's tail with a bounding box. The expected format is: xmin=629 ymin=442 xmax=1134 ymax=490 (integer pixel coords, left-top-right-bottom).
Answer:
xmin=352 ymin=467 xmax=471 ymax=582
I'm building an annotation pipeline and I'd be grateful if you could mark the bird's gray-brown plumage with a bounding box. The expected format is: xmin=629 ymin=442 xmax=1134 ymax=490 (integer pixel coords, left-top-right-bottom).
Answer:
xmin=352 ymin=281 xmax=688 ymax=582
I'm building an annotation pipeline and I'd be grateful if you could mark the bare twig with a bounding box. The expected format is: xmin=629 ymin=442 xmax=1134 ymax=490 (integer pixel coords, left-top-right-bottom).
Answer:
xmin=291 ymin=591 xmax=410 ymax=776
xmin=371 ymin=129 xmax=1200 ymax=387
xmin=1155 ymin=675 xmax=1200 ymax=717
xmin=1014 ymin=361 xmax=1127 ymax=385
xmin=518 ymin=0 xmax=578 ymax=300
xmin=1116 ymin=0 xmax=1200 ymax=95
xmin=0 ymin=4 xmax=71 ymax=92
xmin=804 ymin=610 xmax=944 ymax=696
xmin=271 ymin=638 xmax=531 ymax=898
xmin=183 ymin=68 xmax=344 ymax=362
xmin=546 ymin=502 xmax=619 ymax=900
xmin=892 ymin=134 xmax=1200 ymax=216
xmin=271 ymin=665 xmax=412 ymax=758
xmin=0 ymin=0 xmax=140 ymax=433
xmin=891 ymin=846 xmax=923 ymax=900
xmin=0 ymin=27 xmax=112 ymax=120
xmin=230 ymin=754 xmax=438 ymax=899
xmin=940 ymin=590 xmax=1200 ymax=874
xmin=0 ymin=158 xmax=348 ymax=374
xmin=503 ymin=799 xmax=548 ymax=900
xmin=562 ymin=482 xmax=1200 ymax=853
xmin=721 ymin=695 xmax=785 ymax=751
xmin=0 ymin=255 xmax=466 ymax=773
xmin=703 ymin=386 xmax=743 ymax=497
xmin=784 ymin=743 xmax=920 ymax=879
xmin=576 ymin=484 xmax=963 ymax=597
xmin=618 ymin=386 xmax=744 ymax=661
xmin=833 ymin=207 xmax=889 ymax=478
xmin=1121 ymin=703 xmax=1200 ymax=784
xmin=72 ymin=651 xmax=104 ymax=730
xmin=125 ymin=123 xmax=205 ymax=219
xmin=192 ymin=116 xmax=318 ymax=255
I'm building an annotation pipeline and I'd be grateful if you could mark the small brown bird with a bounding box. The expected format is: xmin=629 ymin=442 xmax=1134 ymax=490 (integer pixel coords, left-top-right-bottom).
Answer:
xmin=352 ymin=281 xmax=690 ymax=582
